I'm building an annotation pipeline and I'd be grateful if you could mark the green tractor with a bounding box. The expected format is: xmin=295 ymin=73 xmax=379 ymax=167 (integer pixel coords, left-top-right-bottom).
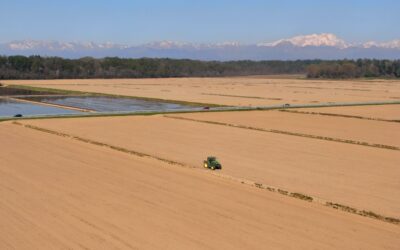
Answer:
xmin=203 ymin=156 xmax=222 ymax=170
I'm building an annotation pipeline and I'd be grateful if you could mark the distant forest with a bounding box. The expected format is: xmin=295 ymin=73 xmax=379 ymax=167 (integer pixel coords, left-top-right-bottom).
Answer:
xmin=0 ymin=56 xmax=399 ymax=79
xmin=306 ymin=59 xmax=400 ymax=79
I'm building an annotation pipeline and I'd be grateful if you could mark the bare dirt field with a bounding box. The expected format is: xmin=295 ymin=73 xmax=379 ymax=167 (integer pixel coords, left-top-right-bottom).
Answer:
xmin=294 ymin=104 xmax=400 ymax=121
xmin=17 ymin=115 xmax=400 ymax=218
xmin=2 ymin=122 xmax=399 ymax=249
xmin=2 ymin=76 xmax=400 ymax=249
xmin=4 ymin=77 xmax=400 ymax=106
xmin=171 ymin=109 xmax=400 ymax=148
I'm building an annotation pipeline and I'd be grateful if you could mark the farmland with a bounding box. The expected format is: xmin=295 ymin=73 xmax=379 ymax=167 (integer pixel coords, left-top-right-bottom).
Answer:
xmin=293 ymin=104 xmax=400 ymax=121
xmin=15 ymin=113 xmax=400 ymax=217
xmin=4 ymin=77 xmax=400 ymax=106
xmin=1 ymin=76 xmax=400 ymax=249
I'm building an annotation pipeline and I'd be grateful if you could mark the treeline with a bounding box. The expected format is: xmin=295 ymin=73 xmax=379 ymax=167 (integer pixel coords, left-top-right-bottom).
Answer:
xmin=306 ymin=59 xmax=400 ymax=78
xmin=0 ymin=56 xmax=311 ymax=79
xmin=0 ymin=56 xmax=399 ymax=79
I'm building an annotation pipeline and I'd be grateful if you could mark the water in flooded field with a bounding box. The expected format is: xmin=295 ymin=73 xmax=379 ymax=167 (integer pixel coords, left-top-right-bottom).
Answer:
xmin=22 ymin=96 xmax=200 ymax=112
xmin=0 ymin=86 xmax=202 ymax=118
xmin=0 ymin=98 xmax=82 ymax=117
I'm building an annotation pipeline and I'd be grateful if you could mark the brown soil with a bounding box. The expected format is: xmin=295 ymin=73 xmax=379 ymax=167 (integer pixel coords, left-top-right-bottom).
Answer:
xmin=295 ymin=104 xmax=400 ymax=121
xmin=1 ymin=122 xmax=399 ymax=249
xmin=18 ymin=115 xmax=400 ymax=218
xmin=170 ymin=109 xmax=400 ymax=148
xmin=4 ymin=77 xmax=400 ymax=106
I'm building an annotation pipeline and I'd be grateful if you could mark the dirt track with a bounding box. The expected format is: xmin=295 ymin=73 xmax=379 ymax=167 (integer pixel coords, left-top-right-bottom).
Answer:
xmin=1 ymin=122 xmax=399 ymax=249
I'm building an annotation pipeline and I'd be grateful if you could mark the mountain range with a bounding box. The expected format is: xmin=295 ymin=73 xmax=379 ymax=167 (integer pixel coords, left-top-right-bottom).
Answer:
xmin=1 ymin=33 xmax=400 ymax=60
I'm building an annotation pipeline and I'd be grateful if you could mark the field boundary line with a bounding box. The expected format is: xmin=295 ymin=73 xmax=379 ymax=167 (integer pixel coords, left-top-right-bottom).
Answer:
xmin=201 ymin=93 xmax=282 ymax=100
xmin=279 ymin=109 xmax=400 ymax=123
xmin=11 ymin=121 xmax=191 ymax=169
xmin=11 ymin=121 xmax=400 ymax=225
xmin=164 ymin=115 xmax=400 ymax=151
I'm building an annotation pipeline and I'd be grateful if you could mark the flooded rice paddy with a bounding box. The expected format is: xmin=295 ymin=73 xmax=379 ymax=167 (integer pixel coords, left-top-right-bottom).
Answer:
xmin=0 ymin=98 xmax=82 ymax=117
xmin=0 ymin=86 xmax=202 ymax=118
xmin=21 ymin=96 xmax=200 ymax=112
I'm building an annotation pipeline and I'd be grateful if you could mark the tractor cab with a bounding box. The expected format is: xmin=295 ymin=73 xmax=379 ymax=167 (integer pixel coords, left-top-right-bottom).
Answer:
xmin=203 ymin=156 xmax=222 ymax=170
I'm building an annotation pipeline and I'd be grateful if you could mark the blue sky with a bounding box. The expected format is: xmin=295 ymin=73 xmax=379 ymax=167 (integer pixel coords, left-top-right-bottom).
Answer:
xmin=0 ymin=0 xmax=399 ymax=44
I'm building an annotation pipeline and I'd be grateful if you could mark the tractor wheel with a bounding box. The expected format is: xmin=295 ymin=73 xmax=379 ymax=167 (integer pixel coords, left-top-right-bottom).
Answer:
xmin=204 ymin=163 xmax=208 ymax=168
xmin=211 ymin=165 xmax=216 ymax=170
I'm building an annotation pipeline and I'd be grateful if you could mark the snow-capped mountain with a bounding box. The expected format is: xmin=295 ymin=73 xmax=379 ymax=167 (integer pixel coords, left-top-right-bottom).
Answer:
xmin=258 ymin=33 xmax=348 ymax=48
xmin=5 ymin=40 xmax=128 ymax=51
xmin=1 ymin=34 xmax=399 ymax=60
xmin=258 ymin=33 xmax=400 ymax=49
xmin=363 ymin=39 xmax=400 ymax=49
xmin=143 ymin=41 xmax=195 ymax=49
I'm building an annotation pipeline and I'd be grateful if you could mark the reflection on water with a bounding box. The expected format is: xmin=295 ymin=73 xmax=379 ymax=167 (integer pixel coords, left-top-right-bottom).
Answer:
xmin=23 ymin=96 xmax=200 ymax=112
xmin=0 ymin=98 xmax=81 ymax=117
xmin=1 ymin=95 xmax=203 ymax=118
